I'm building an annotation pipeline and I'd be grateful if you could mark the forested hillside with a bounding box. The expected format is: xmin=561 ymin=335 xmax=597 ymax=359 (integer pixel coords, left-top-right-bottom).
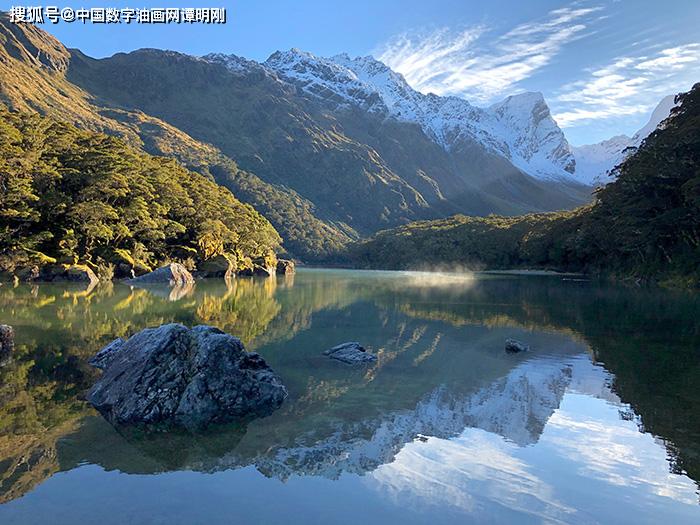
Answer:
xmin=0 ymin=110 xmax=281 ymax=277
xmin=0 ymin=14 xmax=350 ymax=260
xmin=347 ymin=84 xmax=700 ymax=286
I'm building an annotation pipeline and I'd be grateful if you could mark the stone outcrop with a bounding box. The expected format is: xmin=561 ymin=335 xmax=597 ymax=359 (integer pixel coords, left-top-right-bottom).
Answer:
xmin=87 ymin=324 xmax=287 ymax=430
xmin=323 ymin=342 xmax=377 ymax=364
xmin=44 ymin=264 xmax=99 ymax=284
xmin=127 ymin=263 xmax=194 ymax=286
xmin=11 ymin=264 xmax=99 ymax=283
xmin=15 ymin=265 xmax=40 ymax=282
xmin=239 ymin=264 xmax=275 ymax=277
xmin=196 ymin=254 xmax=235 ymax=279
xmin=238 ymin=255 xmax=277 ymax=278
xmin=276 ymin=259 xmax=295 ymax=275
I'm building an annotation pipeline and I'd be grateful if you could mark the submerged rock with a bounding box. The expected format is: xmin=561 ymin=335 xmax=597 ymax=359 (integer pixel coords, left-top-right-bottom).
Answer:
xmin=505 ymin=339 xmax=529 ymax=353
xmin=323 ymin=342 xmax=377 ymax=364
xmin=87 ymin=324 xmax=287 ymax=430
xmin=127 ymin=263 xmax=194 ymax=286
xmin=276 ymin=259 xmax=296 ymax=275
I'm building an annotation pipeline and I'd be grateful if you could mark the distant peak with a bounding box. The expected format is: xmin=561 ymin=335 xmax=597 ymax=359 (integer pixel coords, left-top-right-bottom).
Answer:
xmin=266 ymin=48 xmax=318 ymax=63
xmin=632 ymin=93 xmax=679 ymax=141
xmin=203 ymin=52 xmax=267 ymax=74
xmin=493 ymin=91 xmax=546 ymax=108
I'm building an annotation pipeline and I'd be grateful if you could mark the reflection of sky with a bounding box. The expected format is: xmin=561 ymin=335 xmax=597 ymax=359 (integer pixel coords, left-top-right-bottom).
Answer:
xmin=2 ymin=350 xmax=698 ymax=524
xmin=368 ymin=389 xmax=700 ymax=524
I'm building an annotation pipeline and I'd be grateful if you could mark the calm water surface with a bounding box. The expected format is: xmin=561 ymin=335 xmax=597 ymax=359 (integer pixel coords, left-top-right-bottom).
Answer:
xmin=0 ymin=269 xmax=698 ymax=524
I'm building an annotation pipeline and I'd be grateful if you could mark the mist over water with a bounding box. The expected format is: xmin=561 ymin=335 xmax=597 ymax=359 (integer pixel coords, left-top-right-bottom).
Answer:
xmin=397 ymin=268 xmax=477 ymax=288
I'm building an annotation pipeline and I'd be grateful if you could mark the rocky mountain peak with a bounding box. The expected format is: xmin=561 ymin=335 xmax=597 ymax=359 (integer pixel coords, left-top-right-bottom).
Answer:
xmin=263 ymin=48 xmax=388 ymax=113
xmin=489 ymin=91 xmax=576 ymax=175
xmin=258 ymin=50 xmax=578 ymax=181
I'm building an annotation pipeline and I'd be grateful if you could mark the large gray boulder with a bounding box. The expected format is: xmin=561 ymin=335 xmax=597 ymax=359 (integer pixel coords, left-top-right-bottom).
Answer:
xmin=127 ymin=263 xmax=194 ymax=286
xmin=323 ymin=342 xmax=377 ymax=364
xmin=87 ymin=324 xmax=287 ymax=430
xmin=89 ymin=337 xmax=126 ymax=370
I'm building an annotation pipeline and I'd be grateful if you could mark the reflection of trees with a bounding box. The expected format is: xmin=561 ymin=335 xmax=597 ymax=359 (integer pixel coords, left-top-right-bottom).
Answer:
xmin=0 ymin=274 xmax=698 ymax=502
xmin=195 ymin=278 xmax=281 ymax=343
xmin=0 ymin=342 xmax=95 ymax=503
xmin=0 ymin=273 xmax=371 ymax=501
xmin=0 ymin=278 xmax=287 ymax=502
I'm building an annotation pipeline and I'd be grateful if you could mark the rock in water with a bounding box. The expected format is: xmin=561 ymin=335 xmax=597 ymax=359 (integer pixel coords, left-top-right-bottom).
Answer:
xmin=276 ymin=259 xmax=296 ymax=275
xmin=127 ymin=263 xmax=195 ymax=286
xmin=41 ymin=264 xmax=99 ymax=284
xmin=323 ymin=342 xmax=377 ymax=364
xmin=87 ymin=324 xmax=287 ymax=430
xmin=505 ymin=339 xmax=529 ymax=353
xmin=238 ymin=264 xmax=275 ymax=277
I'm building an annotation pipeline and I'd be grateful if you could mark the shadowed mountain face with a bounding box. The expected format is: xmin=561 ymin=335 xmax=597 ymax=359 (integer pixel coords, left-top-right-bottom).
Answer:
xmin=65 ymin=48 xmax=592 ymax=231
xmin=0 ymin=17 xmax=592 ymax=261
xmin=0 ymin=271 xmax=698 ymax=507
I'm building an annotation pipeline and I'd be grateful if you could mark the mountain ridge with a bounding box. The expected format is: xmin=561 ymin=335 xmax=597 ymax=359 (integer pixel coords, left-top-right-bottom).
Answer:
xmin=2 ymin=18 xmax=600 ymax=260
xmin=233 ymin=48 xmax=578 ymax=182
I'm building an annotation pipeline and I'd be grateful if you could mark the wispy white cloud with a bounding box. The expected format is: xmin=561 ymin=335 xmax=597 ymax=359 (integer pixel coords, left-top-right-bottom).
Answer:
xmin=377 ymin=7 xmax=602 ymax=104
xmin=635 ymin=44 xmax=700 ymax=71
xmin=552 ymin=43 xmax=700 ymax=127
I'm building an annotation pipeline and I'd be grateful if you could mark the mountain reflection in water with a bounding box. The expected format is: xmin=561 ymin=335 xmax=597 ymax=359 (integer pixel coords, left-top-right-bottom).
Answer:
xmin=0 ymin=269 xmax=698 ymax=524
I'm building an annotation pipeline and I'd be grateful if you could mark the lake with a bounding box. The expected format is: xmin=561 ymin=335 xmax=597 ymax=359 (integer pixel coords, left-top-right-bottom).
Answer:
xmin=0 ymin=268 xmax=698 ymax=524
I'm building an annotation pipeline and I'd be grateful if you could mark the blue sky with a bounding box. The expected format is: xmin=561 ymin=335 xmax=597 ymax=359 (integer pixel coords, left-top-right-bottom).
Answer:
xmin=23 ymin=0 xmax=700 ymax=145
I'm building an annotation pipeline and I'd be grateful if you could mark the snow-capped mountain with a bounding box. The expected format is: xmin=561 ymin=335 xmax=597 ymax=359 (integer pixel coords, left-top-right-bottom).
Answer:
xmin=206 ymin=49 xmax=578 ymax=182
xmin=572 ymin=95 xmax=678 ymax=185
xmin=202 ymin=52 xmax=270 ymax=76
xmin=570 ymin=135 xmax=635 ymax=186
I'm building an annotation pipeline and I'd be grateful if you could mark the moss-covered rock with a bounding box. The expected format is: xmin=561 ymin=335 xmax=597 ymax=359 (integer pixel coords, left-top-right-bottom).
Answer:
xmin=276 ymin=259 xmax=295 ymax=275
xmin=197 ymin=254 xmax=236 ymax=279
xmin=40 ymin=264 xmax=98 ymax=284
